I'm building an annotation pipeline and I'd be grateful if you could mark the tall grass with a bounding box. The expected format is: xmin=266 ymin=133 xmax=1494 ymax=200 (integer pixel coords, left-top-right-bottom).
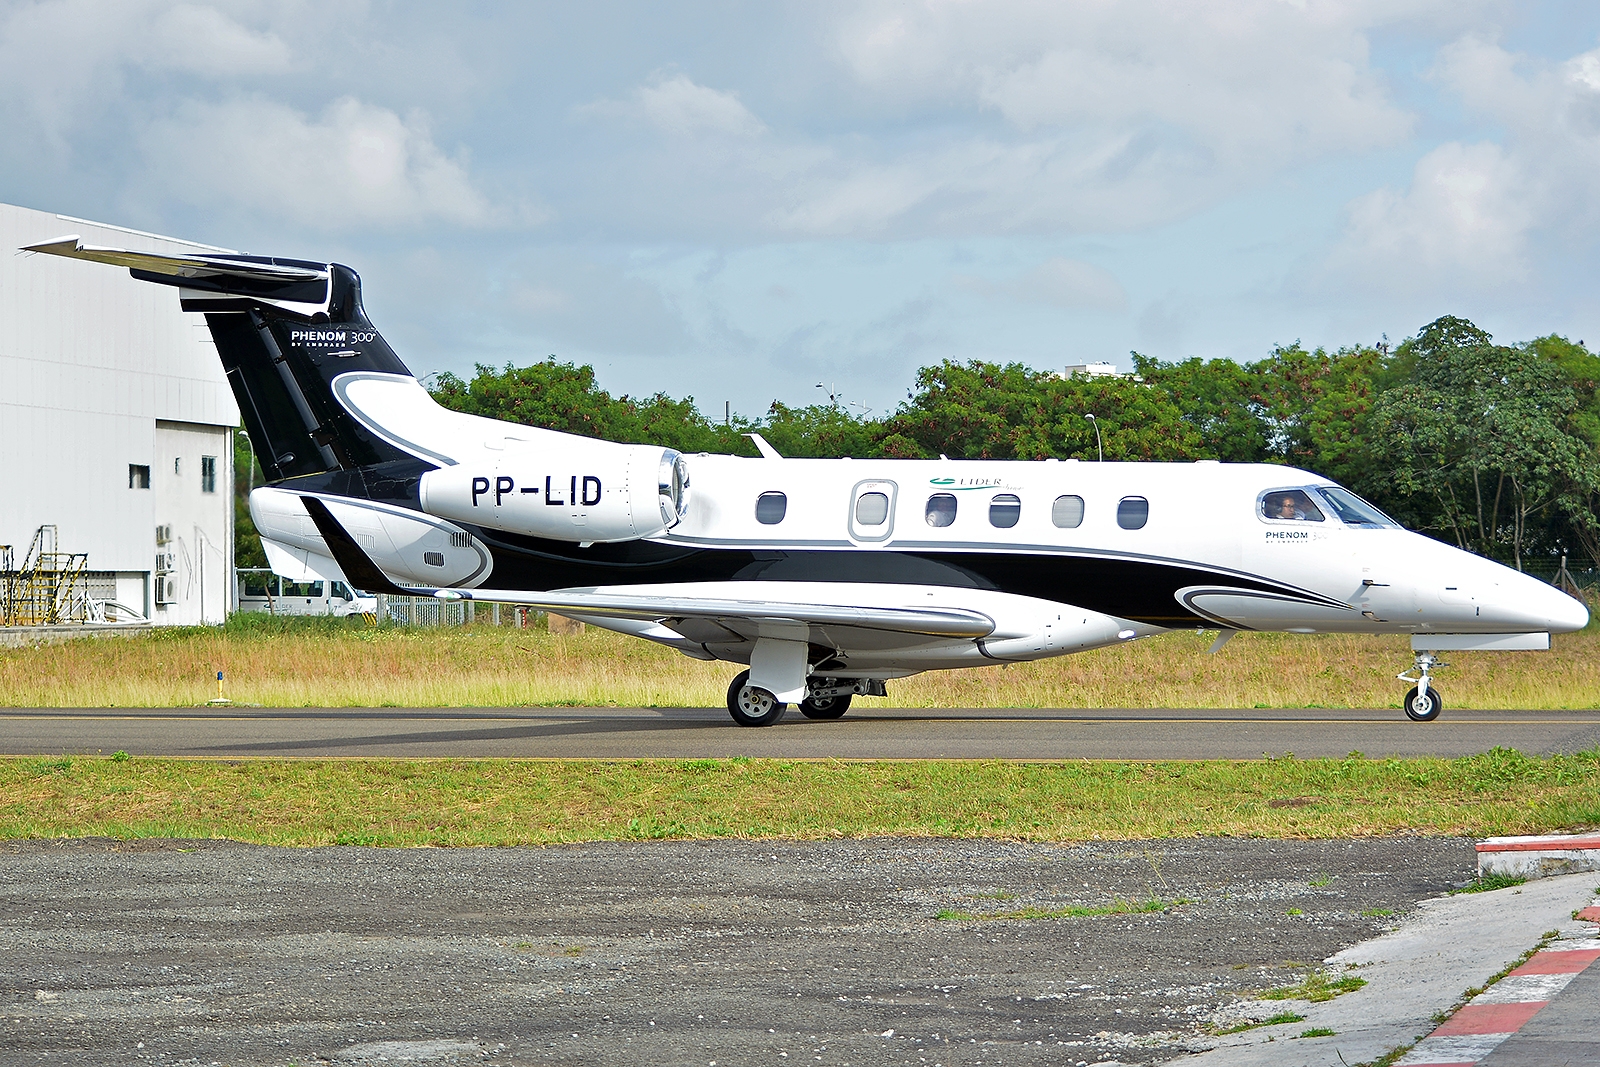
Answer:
xmin=3 ymin=614 xmax=1597 ymax=709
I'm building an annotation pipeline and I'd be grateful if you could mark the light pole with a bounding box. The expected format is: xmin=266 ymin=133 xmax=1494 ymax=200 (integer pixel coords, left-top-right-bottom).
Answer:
xmin=1084 ymin=414 xmax=1103 ymax=462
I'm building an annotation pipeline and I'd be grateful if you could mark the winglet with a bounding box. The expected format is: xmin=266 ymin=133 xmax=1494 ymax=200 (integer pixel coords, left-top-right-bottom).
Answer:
xmin=299 ymin=496 xmax=412 ymax=597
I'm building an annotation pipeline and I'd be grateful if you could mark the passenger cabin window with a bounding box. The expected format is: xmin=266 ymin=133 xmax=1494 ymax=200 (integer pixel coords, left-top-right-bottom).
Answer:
xmin=1117 ymin=496 xmax=1148 ymax=529
xmin=1261 ymin=489 xmax=1325 ymax=522
xmin=1051 ymin=494 xmax=1084 ymax=528
xmin=989 ymin=493 xmax=1021 ymax=529
xmin=755 ymin=491 xmax=788 ymax=524
xmin=925 ymin=493 xmax=957 ymax=527
xmin=855 ymin=492 xmax=890 ymax=526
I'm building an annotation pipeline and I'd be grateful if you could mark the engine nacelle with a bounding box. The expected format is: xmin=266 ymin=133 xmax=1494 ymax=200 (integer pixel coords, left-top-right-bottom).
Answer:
xmin=420 ymin=440 xmax=689 ymax=543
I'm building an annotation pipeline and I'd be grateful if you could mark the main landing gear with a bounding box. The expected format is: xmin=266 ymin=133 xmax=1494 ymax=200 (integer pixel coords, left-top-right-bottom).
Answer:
xmin=1398 ymin=651 xmax=1445 ymax=723
xmin=724 ymin=672 xmax=884 ymax=727
xmin=726 ymin=671 xmax=787 ymax=727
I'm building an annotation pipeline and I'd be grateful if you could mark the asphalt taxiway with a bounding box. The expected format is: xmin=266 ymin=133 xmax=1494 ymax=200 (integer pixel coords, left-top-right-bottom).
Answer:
xmin=2 ymin=705 xmax=1598 ymax=759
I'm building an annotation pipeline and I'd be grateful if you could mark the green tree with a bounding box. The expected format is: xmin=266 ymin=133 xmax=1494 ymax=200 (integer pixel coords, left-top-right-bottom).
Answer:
xmin=880 ymin=359 xmax=1203 ymax=461
xmin=1245 ymin=342 xmax=1386 ymax=489
xmin=1372 ymin=318 xmax=1599 ymax=569
xmin=1132 ymin=353 xmax=1268 ymax=462
xmin=430 ymin=359 xmax=750 ymax=455
xmin=233 ymin=429 xmax=266 ymax=569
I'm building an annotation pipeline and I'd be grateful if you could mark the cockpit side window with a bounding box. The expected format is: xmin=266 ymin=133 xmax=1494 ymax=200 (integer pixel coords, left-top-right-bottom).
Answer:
xmin=1261 ymin=489 xmax=1325 ymax=522
xmin=1317 ymin=486 xmax=1397 ymax=527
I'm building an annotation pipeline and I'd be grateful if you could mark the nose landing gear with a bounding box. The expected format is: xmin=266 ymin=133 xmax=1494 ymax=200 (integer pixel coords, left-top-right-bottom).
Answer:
xmin=1398 ymin=652 xmax=1445 ymax=722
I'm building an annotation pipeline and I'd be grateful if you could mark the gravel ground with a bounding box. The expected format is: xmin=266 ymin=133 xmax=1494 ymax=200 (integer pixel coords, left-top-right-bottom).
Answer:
xmin=0 ymin=837 xmax=1477 ymax=1067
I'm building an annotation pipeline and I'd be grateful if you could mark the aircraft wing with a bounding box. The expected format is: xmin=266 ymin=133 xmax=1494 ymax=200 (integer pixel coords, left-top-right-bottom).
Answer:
xmin=300 ymin=497 xmax=994 ymax=640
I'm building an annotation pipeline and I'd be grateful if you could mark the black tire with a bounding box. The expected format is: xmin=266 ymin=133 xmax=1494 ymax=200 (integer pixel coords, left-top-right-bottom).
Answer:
xmin=726 ymin=670 xmax=787 ymax=727
xmin=799 ymin=692 xmax=852 ymax=720
xmin=1404 ymin=685 xmax=1442 ymax=723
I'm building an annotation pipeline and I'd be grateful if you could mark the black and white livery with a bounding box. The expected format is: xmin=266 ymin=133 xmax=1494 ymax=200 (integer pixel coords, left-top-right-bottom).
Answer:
xmin=24 ymin=237 xmax=1590 ymax=725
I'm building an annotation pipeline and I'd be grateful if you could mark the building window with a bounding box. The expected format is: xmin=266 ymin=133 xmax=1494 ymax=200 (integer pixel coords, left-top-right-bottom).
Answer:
xmin=129 ymin=464 xmax=150 ymax=489
xmin=174 ymin=457 xmax=181 ymax=475
xmin=201 ymin=456 xmax=217 ymax=493
xmin=755 ymin=491 xmax=787 ymax=524
xmin=1117 ymin=496 xmax=1149 ymax=530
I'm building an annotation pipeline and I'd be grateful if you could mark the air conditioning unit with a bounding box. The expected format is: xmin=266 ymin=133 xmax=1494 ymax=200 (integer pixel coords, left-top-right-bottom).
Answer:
xmin=155 ymin=524 xmax=172 ymax=545
xmin=154 ymin=573 xmax=178 ymax=605
xmin=154 ymin=550 xmax=176 ymax=573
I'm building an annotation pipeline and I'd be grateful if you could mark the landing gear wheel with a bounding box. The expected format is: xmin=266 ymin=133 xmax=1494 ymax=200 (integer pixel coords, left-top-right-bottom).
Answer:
xmin=726 ymin=670 xmax=787 ymax=727
xmin=1404 ymin=685 xmax=1442 ymax=723
xmin=799 ymin=692 xmax=852 ymax=720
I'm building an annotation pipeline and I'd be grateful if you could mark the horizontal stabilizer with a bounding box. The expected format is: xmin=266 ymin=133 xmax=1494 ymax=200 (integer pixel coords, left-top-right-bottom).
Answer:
xmin=22 ymin=235 xmax=332 ymax=317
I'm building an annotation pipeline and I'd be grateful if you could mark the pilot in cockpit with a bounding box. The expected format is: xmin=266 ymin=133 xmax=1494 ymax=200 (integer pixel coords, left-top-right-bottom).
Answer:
xmin=1265 ymin=490 xmax=1323 ymax=521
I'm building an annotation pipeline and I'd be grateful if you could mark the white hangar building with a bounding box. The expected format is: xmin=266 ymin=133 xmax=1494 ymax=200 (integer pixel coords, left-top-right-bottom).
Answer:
xmin=1 ymin=201 xmax=237 ymax=625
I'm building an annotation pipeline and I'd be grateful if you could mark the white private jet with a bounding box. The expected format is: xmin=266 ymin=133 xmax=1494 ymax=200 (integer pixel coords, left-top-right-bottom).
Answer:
xmin=24 ymin=237 xmax=1590 ymax=725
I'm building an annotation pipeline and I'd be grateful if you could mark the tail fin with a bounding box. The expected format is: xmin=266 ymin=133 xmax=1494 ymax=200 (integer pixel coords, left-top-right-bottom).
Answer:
xmin=22 ymin=236 xmax=419 ymax=483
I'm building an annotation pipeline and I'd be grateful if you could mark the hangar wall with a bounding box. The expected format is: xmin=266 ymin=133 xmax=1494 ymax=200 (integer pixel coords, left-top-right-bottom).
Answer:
xmin=0 ymin=202 xmax=238 ymax=625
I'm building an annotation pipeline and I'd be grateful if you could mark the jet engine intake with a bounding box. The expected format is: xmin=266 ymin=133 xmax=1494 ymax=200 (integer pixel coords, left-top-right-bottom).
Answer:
xmin=420 ymin=442 xmax=688 ymax=543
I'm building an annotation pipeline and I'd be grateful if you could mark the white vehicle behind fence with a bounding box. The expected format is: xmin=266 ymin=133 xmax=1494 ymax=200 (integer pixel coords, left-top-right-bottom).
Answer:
xmin=236 ymin=568 xmax=375 ymax=618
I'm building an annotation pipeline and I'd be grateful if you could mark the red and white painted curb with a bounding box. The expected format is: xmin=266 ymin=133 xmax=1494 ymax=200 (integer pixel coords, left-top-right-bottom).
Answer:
xmin=1396 ymin=911 xmax=1600 ymax=1067
xmin=1477 ymin=833 xmax=1600 ymax=880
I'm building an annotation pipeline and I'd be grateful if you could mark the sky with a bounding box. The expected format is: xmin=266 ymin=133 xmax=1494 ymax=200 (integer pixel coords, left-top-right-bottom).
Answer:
xmin=3 ymin=0 xmax=1600 ymax=419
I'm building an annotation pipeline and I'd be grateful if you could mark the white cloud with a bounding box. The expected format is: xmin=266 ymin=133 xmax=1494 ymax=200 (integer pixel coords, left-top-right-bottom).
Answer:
xmin=580 ymin=73 xmax=766 ymax=137
xmin=141 ymin=3 xmax=292 ymax=78
xmin=785 ymin=0 xmax=1425 ymax=235
xmin=0 ymin=0 xmax=291 ymax=137
xmin=1328 ymin=141 xmax=1531 ymax=291
xmin=637 ymin=74 xmax=766 ymax=137
xmin=141 ymin=96 xmax=498 ymax=229
xmin=1321 ymin=34 xmax=1600 ymax=297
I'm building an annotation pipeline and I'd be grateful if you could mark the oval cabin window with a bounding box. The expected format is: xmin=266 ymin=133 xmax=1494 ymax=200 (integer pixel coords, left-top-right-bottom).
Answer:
xmin=855 ymin=491 xmax=890 ymax=526
xmin=1051 ymin=494 xmax=1084 ymax=528
xmin=755 ymin=491 xmax=787 ymax=524
xmin=1117 ymin=496 xmax=1149 ymax=530
xmin=989 ymin=493 xmax=1021 ymax=529
xmin=925 ymin=493 xmax=957 ymax=527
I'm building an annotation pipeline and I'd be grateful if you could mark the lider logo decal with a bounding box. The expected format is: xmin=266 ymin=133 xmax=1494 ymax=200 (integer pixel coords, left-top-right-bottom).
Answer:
xmin=929 ymin=476 xmax=1003 ymax=490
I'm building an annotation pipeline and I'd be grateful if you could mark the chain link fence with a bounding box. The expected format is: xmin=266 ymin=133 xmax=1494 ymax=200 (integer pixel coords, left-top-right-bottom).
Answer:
xmin=378 ymin=596 xmax=564 ymax=630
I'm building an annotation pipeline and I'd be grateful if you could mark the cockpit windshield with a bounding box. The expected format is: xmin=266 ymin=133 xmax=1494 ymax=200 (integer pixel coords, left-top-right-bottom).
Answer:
xmin=1261 ymin=489 xmax=1325 ymax=522
xmin=1316 ymin=486 xmax=1397 ymax=527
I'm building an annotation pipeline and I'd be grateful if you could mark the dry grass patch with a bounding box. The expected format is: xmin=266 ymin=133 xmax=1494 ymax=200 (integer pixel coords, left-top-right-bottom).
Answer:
xmin=0 ymin=747 xmax=1595 ymax=846
xmin=1 ymin=615 xmax=1598 ymax=710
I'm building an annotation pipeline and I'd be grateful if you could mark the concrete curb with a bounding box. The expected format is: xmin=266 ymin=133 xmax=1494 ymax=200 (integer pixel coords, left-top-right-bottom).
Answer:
xmin=1477 ymin=833 xmax=1600 ymax=880
xmin=1170 ymin=872 xmax=1600 ymax=1067
xmin=1398 ymin=936 xmax=1600 ymax=1066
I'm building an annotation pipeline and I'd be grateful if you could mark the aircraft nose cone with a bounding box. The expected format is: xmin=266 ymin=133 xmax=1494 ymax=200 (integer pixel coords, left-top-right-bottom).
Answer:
xmin=1547 ymin=587 xmax=1591 ymax=633
xmin=1504 ymin=571 xmax=1590 ymax=633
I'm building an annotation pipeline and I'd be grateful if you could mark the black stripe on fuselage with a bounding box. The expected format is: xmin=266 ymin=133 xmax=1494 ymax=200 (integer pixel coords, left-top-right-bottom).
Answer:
xmin=466 ymin=527 xmax=1308 ymax=627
